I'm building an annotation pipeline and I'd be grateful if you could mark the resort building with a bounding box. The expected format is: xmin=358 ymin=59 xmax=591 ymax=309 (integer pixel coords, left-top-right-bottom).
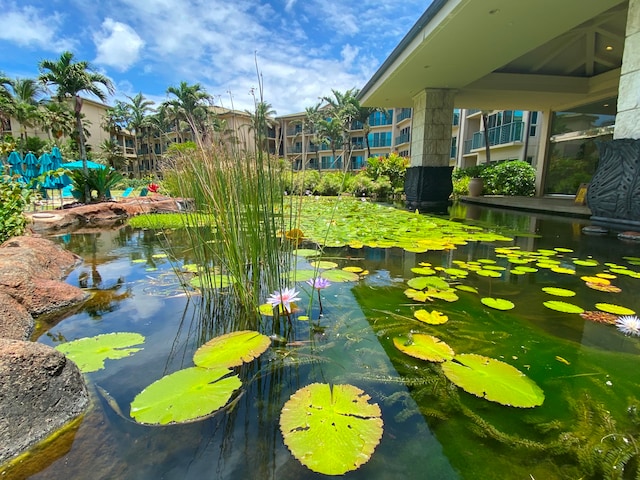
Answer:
xmin=357 ymin=0 xmax=636 ymax=226
xmin=278 ymin=107 xmax=544 ymax=178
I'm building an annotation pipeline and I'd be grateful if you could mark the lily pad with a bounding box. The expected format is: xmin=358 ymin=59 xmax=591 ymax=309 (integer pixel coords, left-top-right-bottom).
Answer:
xmin=411 ymin=267 xmax=436 ymax=275
xmin=543 ymin=301 xmax=584 ymax=314
xmin=414 ymin=309 xmax=448 ymax=325
xmin=541 ymin=287 xmax=576 ymax=297
xmin=55 ymin=332 xmax=145 ymax=373
xmin=309 ymin=260 xmax=339 ymax=269
xmin=285 ymin=269 xmax=316 ymax=282
xmin=476 ymin=269 xmax=502 ymax=278
xmin=293 ymin=248 xmax=321 ymax=258
xmin=393 ymin=334 xmax=454 ymax=362
xmin=480 ymin=297 xmax=515 ymax=311
xmin=342 ymin=266 xmax=363 ymax=273
xmin=407 ymin=276 xmax=449 ymax=291
xmin=595 ymin=303 xmax=636 ymax=315
xmin=320 ymin=269 xmax=360 ymax=283
xmin=193 ymin=330 xmax=271 ymax=369
xmin=442 ymin=354 xmax=544 ymax=408
xmin=189 ymin=274 xmax=234 ymax=289
xmin=130 ymin=366 xmax=241 ymax=425
xmin=455 ymin=285 xmax=478 ymax=294
xmin=280 ymin=383 xmax=383 ymax=476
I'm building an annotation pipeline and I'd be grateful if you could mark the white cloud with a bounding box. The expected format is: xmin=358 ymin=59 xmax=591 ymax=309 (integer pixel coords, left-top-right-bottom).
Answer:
xmin=93 ymin=18 xmax=144 ymax=72
xmin=0 ymin=3 xmax=73 ymax=51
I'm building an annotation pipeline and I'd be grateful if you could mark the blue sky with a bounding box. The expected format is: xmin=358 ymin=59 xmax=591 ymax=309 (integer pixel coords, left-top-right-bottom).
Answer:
xmin=0 ymin=0 xmax=428 ymax=115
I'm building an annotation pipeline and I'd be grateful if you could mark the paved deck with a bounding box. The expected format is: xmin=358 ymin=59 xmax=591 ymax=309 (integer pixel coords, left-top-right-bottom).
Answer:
xmin=460 ymin=195 xmax=592 ymax=218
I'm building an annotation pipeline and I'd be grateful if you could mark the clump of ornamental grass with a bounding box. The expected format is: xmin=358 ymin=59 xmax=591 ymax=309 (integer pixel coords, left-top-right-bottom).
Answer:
xmin=162 ymin=128 xmax=296 ymax=327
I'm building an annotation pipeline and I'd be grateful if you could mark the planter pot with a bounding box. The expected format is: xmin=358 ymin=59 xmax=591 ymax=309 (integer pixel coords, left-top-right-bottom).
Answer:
xmin=468 ymin=177 xmax=483 ymax=197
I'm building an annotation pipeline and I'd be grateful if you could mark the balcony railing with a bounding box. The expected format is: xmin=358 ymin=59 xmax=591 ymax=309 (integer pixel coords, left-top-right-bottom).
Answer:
xmin=397 ymin=108 xmax=412 ymax=122
xmin=451 ymin=145 xmax=457 ymax=158
xmin=288 ymin=146 xmax=302 ymax=154
xmin=395 ymin=133 xmax=410 ymax=145
xmin=463 ymin=139 xmax=473 ymax=155
xmin=470 ymin=122 xmax=524 ymax=150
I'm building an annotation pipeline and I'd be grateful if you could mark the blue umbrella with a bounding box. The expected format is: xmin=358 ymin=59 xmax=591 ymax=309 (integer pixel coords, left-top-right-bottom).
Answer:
xmin=50 ymin=148 xmax=72 ymax=189
xmin=23 ymin=152 xmax=40 ymax=185
xmin=38 ymin=153 xmax=57 ymax=189
xmin=6 ymin=151 xmax=24 ymax=181
xmin=63 ymin=160 xmax=107 ymax=170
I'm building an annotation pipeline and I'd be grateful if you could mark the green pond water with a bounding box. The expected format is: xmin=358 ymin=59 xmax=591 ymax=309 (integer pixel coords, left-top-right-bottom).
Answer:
xmin=6 ymin=201 xmax=640 ymax=480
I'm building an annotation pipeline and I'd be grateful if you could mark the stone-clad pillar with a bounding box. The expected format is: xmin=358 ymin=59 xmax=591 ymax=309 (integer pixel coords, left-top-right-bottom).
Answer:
xmin=588 ymin=0 xmax=640 ymax=226
xmin=614 ymin=0 xmax=640 ymax=139
xmin=404 ymin=89 xmax=455 ymax=212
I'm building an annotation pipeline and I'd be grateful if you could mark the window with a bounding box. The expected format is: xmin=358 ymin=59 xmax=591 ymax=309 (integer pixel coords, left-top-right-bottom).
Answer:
xmin=529 ymin=112 xmax=539 ymax=136
xmin=368 ymin=131 xmax=392 ymax=148
xmin=369 ymin=110 xmax=393 ymax=126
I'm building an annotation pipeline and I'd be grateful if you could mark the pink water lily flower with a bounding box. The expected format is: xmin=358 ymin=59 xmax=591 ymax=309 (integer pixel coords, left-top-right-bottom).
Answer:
xmin=266 ymin=287 xmax=301 ymax=314
xmin=306 ymin=277 xmax=332 ymax=290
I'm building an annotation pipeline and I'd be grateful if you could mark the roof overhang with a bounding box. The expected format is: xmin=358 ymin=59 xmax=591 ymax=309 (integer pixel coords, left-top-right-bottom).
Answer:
xmin=359 ymin=0 xmax=627 ymax=112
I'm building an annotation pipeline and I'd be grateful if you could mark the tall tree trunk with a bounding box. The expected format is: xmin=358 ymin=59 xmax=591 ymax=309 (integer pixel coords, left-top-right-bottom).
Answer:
xmin=482 ymin=113 xmax=491 ymax=164
xmin=74 ymin=96 xmax=90 ymax=201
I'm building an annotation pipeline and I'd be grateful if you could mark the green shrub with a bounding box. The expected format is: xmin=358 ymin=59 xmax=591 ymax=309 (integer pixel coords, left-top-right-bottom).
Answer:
xmin=288 ymin=170 xmax=320 ymax=195
xmin=349 ymin=172 xmax=376 ymax=197
xmin=316 ymin=172 xmax=347 ymax=196
xmin=482 ymin=160 xmax=535 ymax=196
xmin=69 ymin=167 xmax=124 ymax=202
xmin=0 ymin=179 xmax=31 ymax=243
xmin=453 ymin=161 xmax=535 ymax=196
xmin=452 ymin=175 xmax=470 ymax=198
xmin=364 ymin=153 xmax=408 ymax=192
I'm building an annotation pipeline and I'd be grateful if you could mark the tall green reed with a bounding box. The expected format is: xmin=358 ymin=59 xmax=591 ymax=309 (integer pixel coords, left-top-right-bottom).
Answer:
xmin=162 ymin=125 xmax=294 ymax=328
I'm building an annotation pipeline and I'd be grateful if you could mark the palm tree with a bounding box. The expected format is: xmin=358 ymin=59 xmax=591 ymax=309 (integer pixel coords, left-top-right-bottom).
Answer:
xmin=316 ymin=117 xmax=344 ymax=170
xmin=38 ymin=51 xmax=115 ymax=185
xmin=9 ymin=78 xmax=45 ymax=146
xmin=321 ymin=88 xmax=359 ymax=169
xmin=0 ymin=72 xmax=13 ymax=133
xmin=98 ymin=139 xmax=126 ymax=170
xmin=123 ymin=93 xmax=154 ymax=177
xmin=304 ymin=103 xmax=322 ymax=169
xmin=165 ymin=81 xmax=212 ymax=143
xmin=246 ymin=100 xmax=276 ymax=153
xmin=40 ymin=101 xmax=75 ymax=142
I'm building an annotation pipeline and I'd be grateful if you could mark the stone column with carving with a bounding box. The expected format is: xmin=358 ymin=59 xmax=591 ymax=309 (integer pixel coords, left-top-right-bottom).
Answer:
xmin=588 ymin=0 xmax=640 ymax=226
xmin=404 ymin=89 xmax=455 ymax=212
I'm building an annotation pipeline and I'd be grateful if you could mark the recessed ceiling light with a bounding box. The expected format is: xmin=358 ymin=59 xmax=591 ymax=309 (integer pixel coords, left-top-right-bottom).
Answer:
xmin=604 ymin=103 xmax=609 ymax=107
xmin=605 ymin=45 xmax=614 ymax=51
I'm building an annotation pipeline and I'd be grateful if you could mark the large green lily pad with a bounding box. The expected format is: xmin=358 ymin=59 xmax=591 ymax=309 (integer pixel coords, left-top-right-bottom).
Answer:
xmin=442 ymin=354 xmax=544 ymax=408
xmin=55 ymin=332 xmax=145 ymax=373
xmin=393 ymin=334 xmax=454 ymax=362
xmin=280 ymin=383 xmax=383 ymax=475
xmin=130 ymin=366 xmax=241 ymax=425
xmin=414 ymin=309 xmax=448 ymax=325
xmin=543 ymin=300 xmax=584 ymax=314
xmin=320 ymin=269 xmax=360 ymax=282
xmin=193 ymin=330 xmax=271 ymax=369
xmin=481 ymin=297 xmax=515 ymax=311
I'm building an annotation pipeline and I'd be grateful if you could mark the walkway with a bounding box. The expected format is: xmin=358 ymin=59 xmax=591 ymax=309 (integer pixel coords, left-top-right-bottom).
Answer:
xmin=461 ymin=195 xmax=591 ymax=218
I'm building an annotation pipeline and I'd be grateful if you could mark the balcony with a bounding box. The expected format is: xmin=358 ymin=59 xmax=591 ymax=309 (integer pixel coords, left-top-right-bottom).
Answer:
xmin=397 ymin=108 xmax=412 ymax=122
xmin=288 ymin=146 xmax=303 ymax=154
xmin=451 ymin=145 xmax=457 ymax=159
xmin=395 ymin=133 xmax=410 ymax=145
xmin=470 ymin=122 xmax=524 ymax=150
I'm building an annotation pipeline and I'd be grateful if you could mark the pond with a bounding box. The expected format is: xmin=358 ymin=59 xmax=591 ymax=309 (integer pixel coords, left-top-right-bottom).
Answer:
xmin=9 ymin=201 xmax=640 ymax=479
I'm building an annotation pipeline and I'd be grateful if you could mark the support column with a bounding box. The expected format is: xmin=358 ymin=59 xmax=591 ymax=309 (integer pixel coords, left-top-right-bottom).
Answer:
xmin=534 ymin=108 xmax=553 ymax=196
xmin=404 ymin=89 xmax=455 ymax=212
xmin=588 ymin=0 xmax=640 ymax=227
xmin=614 ymin=0 xmax=640 ymax=140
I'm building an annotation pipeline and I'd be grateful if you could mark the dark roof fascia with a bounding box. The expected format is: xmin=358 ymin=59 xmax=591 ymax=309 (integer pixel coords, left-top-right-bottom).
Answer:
xmin=357 ymin=0 xmax=450 ymax=101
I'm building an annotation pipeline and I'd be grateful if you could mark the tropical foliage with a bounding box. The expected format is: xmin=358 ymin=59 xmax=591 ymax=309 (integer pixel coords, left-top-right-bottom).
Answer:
xmin=453 ymin=160 xmax=536 ymax=196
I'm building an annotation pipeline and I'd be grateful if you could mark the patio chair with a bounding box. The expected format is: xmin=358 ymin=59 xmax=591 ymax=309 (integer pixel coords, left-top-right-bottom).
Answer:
xmin=120 ymin=187 xmax=134 ymax=199
xmin=139 ymin=187 xmax=148 ymax=197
